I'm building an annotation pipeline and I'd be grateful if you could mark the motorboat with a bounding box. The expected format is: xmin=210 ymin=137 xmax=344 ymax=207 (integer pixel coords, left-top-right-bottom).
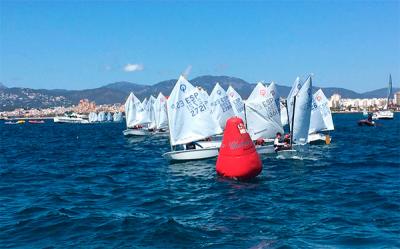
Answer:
xmin=28 ymin=120 xmax=45 ymax=124
xmin=53 ymin=113 xmax=89 ymax=124
xmin=372 ymin=110 xmax=394 ymax=120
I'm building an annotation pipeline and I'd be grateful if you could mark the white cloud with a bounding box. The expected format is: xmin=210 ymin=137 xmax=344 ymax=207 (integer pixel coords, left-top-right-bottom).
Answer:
xmin=123 ymin=63 xmax=144 ymax=72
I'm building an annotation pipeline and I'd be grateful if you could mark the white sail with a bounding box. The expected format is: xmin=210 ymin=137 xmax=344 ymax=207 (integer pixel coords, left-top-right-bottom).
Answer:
xmin=113 ymin=112 xmax=123 ymax=122
xmin=198 ymin=88 xmax=210 ymax=107
xmin=125 ymin=93 xmax=137 ymax=128
xmin=154 ymin=92 xmax=169 ymax=129
xmin=309 ymin=89 xmax=334 ymax=134
xmin=98 ymin=111 xmax=106 ymax=122
xmin=267 ymin=82 xmax=281 ymax=113
xmin=280 ymin=102 xmax=288 ymax=126
xmin=245 ymin=82 xmax=283 ymax=140
xmin=287 ymin=77 xmax=302 ymax=131
xmin=292 ymin=76 xmax=312 ymax=144
xmin=167 ymin=75 xmax=222 ymax=146
xmin=88 ymin=112 xmax=98 ymax=123
xmin=226 ymin=86 xmax=245 ymax=121
xmin=147 ymin=95 xmax=157 ymax=129
xmin=209 ymin=83 xmax=235 ymax=130
xmin=136 ymin=98 xmax=151 ymax=126
xmin=124 ymin=92 xmax=147 ymax=128
xmin=107 ymin=112 xmax=113 ymax=122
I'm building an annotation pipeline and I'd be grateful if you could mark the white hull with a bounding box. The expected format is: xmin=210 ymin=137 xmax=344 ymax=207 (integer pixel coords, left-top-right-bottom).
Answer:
xmin=153 ymin=130 xmax=169 ymax=136
xmin=196 ymin=140 xmax=222 ymax=149
xmin=53 ymin=117 xmax=89 ymax=124
xmin=163 ymin=147 xmax=219 ymax=161
xmin=123 ymin=129 xmax=152 ymax=136
xmin=256 ymin=144 xmax=275 ymax=155
xmin=308 ymin=133 xmax=331 ymax=144
xmin=372 ymin=110 xmax=394 ymax=120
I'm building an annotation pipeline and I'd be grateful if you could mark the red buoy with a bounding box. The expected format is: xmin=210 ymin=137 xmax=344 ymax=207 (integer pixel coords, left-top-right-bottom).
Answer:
xmin=216 ymin=117 xmax=262 ymax=180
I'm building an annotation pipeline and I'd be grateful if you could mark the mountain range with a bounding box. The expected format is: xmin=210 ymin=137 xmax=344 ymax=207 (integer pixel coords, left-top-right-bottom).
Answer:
xmin=0 ymin=75 xmax=397 ymax=111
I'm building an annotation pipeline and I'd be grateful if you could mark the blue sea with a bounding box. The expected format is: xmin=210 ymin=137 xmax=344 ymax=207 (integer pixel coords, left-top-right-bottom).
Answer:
xmin=0 ymin=113 xmax=399 ymax=248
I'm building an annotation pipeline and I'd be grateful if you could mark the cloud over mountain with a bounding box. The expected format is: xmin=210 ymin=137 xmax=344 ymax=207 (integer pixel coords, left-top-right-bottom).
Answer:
xmin=123 ymin=64 xmax=144 ymax=72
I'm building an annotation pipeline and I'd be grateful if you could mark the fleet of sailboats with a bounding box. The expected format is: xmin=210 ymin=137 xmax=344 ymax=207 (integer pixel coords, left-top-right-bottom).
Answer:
xmin=120 ymin=73 xmax=397 ymax=161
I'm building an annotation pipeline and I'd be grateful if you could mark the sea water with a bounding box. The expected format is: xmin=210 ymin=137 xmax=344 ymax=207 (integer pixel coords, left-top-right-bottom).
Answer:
xmin=0 ymin=114 xmax=399 ymax=248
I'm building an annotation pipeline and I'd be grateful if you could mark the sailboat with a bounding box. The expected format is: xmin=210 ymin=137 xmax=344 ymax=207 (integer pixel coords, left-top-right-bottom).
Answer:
xmin=146 ymin=95 xmax=157 ymax=131
xmin=275 ymin=76 xmax=312 ymax=157
xmin=153 ymin=92 xmax=169 ymax=133
xmin=373 ymin=74 xmax=394 ymax=120
xmin=308 ymin=89 xmax=334 ymax=144
xmin=88 ymin=112 xmax=98 ymax=123
xmin=245 ymin=82 xmax=284 ymax=154
xmin=106 ymin=112 xmax=113 ymax=122
xmin=292 ymin=76 xmax=313 ymax=145
xmin=163 ymin=75 xmax=222 ymax=161
xmin=123 ymin=92 xmax=152 ymax=136
xmin=98 ymin=111 xmax=107 ymax=122
xmin=226 ymin=86 xmax=246 ymax=121
xmin=113 ymin=112 xmax=123 ymax=122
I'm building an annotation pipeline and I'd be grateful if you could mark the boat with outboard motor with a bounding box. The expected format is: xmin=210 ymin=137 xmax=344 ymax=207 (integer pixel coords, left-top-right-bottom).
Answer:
xmin=358 ymin=112 xmax=375 ymax=126
xmin=28 ymin=120 xmax=45 ymax=124
xmin=53 ymin=113 xmax=89 ymax=124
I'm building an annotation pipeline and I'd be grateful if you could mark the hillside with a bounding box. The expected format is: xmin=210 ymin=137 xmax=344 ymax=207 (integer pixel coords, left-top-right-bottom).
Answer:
xmin=0 ymin=75 xmax=398 ymax=111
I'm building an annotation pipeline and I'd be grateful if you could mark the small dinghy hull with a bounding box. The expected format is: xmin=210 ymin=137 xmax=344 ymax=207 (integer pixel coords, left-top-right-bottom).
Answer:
xmin=255 ymin=144 xmax=275 ymax=155
xmin=163 ymin=147 xmax=219 ymax=161
xmin=357 ymin=120 xmax=375 ymax=126
xmin=123 ymin=129 xmax=152 ymax=136
xmin=308 ymin=133 xmax=331 ymax=145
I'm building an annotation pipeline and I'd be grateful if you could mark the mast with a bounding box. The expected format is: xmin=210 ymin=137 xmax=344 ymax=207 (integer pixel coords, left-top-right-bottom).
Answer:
xmin=285 ymin=99 xmax=290 ymax=132
xmin=387 ymin=74 xmax=392 ymax=109
xmin=290 ymin=95 xmax=296 ymax=148
xmin=243 ymin=102 xmax=248 ymax=128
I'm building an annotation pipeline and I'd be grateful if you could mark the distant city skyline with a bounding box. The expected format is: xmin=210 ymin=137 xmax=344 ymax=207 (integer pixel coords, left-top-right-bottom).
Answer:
xmin=0 ymin=1 xmax=399 ymax=92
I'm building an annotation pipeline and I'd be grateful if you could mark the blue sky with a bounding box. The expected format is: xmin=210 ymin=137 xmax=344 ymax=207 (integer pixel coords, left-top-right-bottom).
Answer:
xmin=0 ymin=1 xmax=399 ymax=92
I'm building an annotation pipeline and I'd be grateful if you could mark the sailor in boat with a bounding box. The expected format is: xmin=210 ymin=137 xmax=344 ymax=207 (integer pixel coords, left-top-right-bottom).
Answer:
xmin=255 ymin=137 xmax=265 ymax=146
xmin=172 ymin=141 xmax=204 ymax=151
xmin=283 ymin=134 xmax=291 ymax=145
xmin=274 ymin=132 xmax=292 ymax=152
xmin=273 ymin=132 xmax=284 ymax=152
